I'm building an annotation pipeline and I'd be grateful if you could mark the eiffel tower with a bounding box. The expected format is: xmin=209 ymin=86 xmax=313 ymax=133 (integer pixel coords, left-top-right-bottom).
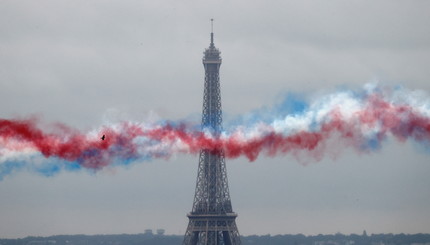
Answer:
xmin=182 ymin=20 xmax=241 ymax=245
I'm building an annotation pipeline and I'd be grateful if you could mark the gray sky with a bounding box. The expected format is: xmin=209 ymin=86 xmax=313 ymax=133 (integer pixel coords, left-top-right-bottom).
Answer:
xmin=1 ymin=0 xmax=430 ymax=238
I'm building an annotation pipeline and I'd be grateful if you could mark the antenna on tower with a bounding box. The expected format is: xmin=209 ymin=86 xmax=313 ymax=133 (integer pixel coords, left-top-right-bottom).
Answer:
xmin=210 ymin=18 xmax=214 ymax=45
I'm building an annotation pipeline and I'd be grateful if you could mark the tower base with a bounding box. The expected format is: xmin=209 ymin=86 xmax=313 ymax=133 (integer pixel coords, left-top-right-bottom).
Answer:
xmin=183 ymin=213 xmax=241 ymax=245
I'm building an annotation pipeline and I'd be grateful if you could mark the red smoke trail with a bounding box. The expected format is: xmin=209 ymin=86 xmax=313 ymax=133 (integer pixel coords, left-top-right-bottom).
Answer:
xmin=0 ymin=118 xmax=144 ymax=169
xmin=121 ymin=100 xmax=430 ymax=162
xmin=1 ymin=96 xmax=430 ymax=170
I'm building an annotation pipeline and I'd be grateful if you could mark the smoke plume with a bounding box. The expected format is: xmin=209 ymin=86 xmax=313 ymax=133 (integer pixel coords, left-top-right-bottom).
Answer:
xmin=1 ymin=84 xmax=429 ymax=179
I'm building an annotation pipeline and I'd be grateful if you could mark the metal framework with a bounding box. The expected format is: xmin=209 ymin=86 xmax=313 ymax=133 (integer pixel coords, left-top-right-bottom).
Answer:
xmin=183 ymin=24 xmax=241 ymax=245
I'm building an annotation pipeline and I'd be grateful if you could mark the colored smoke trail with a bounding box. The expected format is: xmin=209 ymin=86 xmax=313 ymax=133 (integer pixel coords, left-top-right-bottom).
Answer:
xmin=1 ymin=84 xmax=430 ymax=179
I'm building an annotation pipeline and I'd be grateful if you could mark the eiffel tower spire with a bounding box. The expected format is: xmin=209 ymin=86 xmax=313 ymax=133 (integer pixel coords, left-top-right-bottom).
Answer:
xmin=182 ymin=20 xmax=241 ymax=245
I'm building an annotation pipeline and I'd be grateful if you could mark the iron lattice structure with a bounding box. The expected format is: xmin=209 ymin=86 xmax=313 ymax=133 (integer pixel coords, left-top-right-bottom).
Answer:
xmin=182 ymin=29 xmax=241 ymax=245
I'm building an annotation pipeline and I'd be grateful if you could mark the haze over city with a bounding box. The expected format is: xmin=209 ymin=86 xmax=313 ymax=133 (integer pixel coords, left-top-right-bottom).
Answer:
xmin=1 ymin=0 xmax=430 ymax=239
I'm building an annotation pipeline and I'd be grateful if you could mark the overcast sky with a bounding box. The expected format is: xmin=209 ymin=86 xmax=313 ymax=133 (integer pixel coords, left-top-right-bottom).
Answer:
xmin=1 ymin=0 xmax=430 ymax=239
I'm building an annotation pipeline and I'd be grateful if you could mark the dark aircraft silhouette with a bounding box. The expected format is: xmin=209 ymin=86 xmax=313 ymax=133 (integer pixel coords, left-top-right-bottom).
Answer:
xmin=101 ymin=135 xmax=105 ymax=141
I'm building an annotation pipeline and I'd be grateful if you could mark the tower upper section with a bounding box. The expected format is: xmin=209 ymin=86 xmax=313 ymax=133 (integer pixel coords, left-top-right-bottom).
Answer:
xmin=203 ymin=21 xmax=221 ymax=65
xmin=201 ymin=21 xmax=223 ymax=132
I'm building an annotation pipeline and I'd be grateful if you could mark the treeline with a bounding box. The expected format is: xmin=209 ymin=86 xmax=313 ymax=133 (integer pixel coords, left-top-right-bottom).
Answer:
xmin=0 ymin=234 xmax=179 ymax=245
xmin=1 ymin=233 xmax=430 ymax=245
xmin=242 ymin=233 xmax=430 ymax=245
